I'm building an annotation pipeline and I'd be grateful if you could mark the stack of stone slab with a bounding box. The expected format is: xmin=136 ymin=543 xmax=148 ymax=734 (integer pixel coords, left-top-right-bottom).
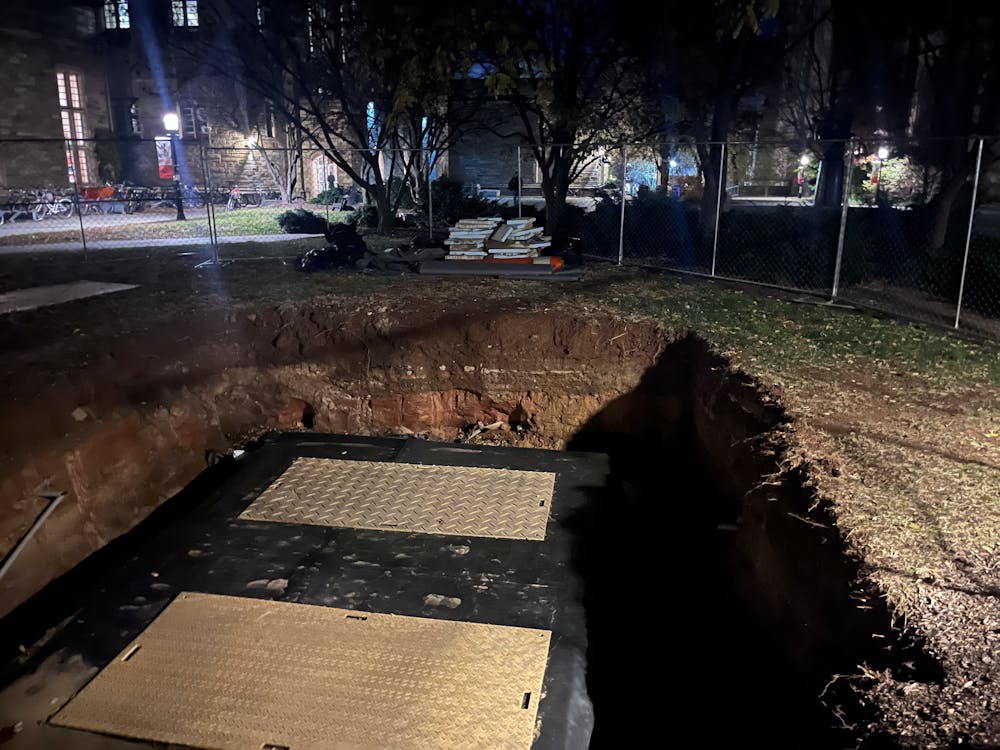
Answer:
xmin=442 ymin=218 xmax=500 ymax=260
xmin=444 ymin=217 xmax=552 ymax=261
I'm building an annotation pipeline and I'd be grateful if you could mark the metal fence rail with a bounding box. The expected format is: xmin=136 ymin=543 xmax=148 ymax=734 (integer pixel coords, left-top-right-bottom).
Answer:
xmin=1 ymin=135 xmax=998 ymax=340
xmin=606 ymin=137 xmax=999 ymax=339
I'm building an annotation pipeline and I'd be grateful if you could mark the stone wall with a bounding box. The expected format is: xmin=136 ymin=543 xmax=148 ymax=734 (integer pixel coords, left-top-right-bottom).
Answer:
xmin=0 ymin=5 xmax=111 ymax=188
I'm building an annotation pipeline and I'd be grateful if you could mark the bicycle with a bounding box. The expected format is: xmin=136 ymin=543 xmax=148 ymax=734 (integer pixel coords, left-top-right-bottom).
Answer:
xmin=226 ymin=185 xmax=266 ymax=210
xmin=30 ymin=189 xmax=74 ymax=220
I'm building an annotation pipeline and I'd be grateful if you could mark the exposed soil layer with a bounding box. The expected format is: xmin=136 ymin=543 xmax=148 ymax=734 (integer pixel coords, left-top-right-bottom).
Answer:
xmin=0 ymin=302 xmax=965 ymax=746
xmin=0 ymin=307 xmax=667 ymax=618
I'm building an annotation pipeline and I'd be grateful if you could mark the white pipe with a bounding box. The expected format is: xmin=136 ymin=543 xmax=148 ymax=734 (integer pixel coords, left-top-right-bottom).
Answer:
xmin=0 ymin=493 xmax=66 ymax=582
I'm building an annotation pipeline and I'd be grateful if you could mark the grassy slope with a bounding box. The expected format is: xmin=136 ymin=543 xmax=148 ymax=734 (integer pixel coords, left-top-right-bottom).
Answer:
xmin=602 ymin=275 xmax=999 ymax=602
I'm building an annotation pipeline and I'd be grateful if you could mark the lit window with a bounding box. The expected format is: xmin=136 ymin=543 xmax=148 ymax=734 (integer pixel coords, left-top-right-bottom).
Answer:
xmin=103 ymin=0 xmax=130 ymax=29
xmin=306 ymin=5 xmax=314 ymax=53
xmin=128 ymin=102 xmax=142 ymax=135
xmin=56 ymin=71 xmax=90 ymax=184
xmin=171 ymin=0 xmax=198 ymax=27
xmin=180 ymin=103 xmax=209 ymax=138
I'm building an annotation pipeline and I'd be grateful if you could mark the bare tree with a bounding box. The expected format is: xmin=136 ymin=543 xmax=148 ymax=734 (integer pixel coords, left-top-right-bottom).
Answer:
xmin=185 ymin=0 xmax=478 ymax=231
xmin=478 ymin=0 xmax=660 ymax=238
xmin=252 ymin=119 xmax=302 ymax=204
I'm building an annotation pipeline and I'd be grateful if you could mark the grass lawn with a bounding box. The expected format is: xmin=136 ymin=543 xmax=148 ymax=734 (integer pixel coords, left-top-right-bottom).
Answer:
xmin=0 ymin=207 xmax=352 ymax=246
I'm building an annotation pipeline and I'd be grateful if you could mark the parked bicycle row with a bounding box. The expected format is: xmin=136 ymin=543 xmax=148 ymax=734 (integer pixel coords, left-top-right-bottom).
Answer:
xmin=0 ymin=183 xmax=281 ymax=223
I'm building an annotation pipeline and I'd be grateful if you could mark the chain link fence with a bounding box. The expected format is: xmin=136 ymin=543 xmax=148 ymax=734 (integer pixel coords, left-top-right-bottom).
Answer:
xmin=1 ymin=135 xmax=998 ymax=340
xmin=607 ymin=137 xmax=1000 ymax=339
xmin=0 ymin=138 xmax=450 ymax=261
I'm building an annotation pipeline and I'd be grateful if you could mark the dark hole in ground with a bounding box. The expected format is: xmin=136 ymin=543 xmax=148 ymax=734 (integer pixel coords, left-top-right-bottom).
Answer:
xmin=0 ymin=312 xmax=945 ymax=748
xmin=566 ymin=337 xmax=942 ymax=749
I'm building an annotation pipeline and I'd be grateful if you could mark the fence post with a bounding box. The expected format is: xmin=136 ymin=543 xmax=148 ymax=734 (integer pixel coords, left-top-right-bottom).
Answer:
xmin=200 ymin=144 xmax=219 ymax=263
xmin=710 ymin=142 xmax=726 ymax=276
xmin=955 ymin=138 xmax=985 ymax=329
xmin=427 ymin=151 xmax=434 ymax=239
xmin=323 ymin=155 xmax=330 ymax=233
xmin=516 ymin=145 xmax=522 ymax=218
xmin=74 ymin=185 xmax=87 ymax=258
xmin=831 ymin=139 xmax=855 ymax=300
xmin=618 ymin=144 xmax=627 ymax=265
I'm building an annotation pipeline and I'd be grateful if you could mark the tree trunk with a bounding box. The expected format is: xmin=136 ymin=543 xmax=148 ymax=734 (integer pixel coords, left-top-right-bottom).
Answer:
xmin=543 ymin=153 xmax=573 ymax=242
xmin=926 ymin=170 xmax=969 ymax=253
xmin=657 ymin=144 xmax=671 ymax=191
xmin=814 ymin=140 xmax=846 ymax=208
xmin=698 ymin=94 xmax=734 ymax=244
xmin=534 ymin=141 xmax=575 ymax=241
xmin=372 ymin=185 xmax=393 ymax=233
xmin=699 ymin=141 xmax=725 ymax=244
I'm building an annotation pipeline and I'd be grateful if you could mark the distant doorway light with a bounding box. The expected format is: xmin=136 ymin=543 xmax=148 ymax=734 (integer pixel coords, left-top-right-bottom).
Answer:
xmin=366 ymin=101 xmax=378 ymax=151
xmin=877 ymin=146 xmax=889 ymax=160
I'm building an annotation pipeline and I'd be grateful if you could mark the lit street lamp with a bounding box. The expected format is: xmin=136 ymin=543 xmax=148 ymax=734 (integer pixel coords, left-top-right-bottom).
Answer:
xmin=798 ymin=153 xmax=809 ymax=198
xmin=163 ymin=112 xmax=186 ymax=221
xmin=873 ymin=146 xmax=890 ymax=204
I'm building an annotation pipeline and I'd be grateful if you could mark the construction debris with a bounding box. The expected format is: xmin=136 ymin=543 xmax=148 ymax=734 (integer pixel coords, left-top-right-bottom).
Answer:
xmin=443 ymin=217 xmax=552 ymax=261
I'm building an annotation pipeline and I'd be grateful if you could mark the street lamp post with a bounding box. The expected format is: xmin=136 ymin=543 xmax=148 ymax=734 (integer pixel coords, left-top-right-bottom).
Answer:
xmin=873 ymin=146 xmax=889 ymax=205
xmin=163 ymin=112 xmax=186 ymax=221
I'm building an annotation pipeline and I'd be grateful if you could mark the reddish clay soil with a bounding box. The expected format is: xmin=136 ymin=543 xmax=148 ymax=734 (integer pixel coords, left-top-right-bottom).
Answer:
xmin=0 ymin=300 xmax=667 ymax=618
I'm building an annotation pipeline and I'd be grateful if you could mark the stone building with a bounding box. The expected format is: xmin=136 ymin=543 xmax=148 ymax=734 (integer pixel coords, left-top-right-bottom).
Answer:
xmin=0 ymin=3 xmax=112 ymax=189
xmin=0 ymin=0 xmax=607 ymax=200
xmin=0 ymin=0 xmax=318 ymax=195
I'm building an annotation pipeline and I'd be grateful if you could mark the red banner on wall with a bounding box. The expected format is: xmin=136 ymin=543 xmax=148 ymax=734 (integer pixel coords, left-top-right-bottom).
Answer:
xmin=155 ymin=137 xmax=174 ymax=180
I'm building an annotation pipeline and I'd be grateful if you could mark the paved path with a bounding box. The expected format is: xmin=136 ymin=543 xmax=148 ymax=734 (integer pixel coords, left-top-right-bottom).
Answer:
xmin=0 ymin=233 xmax=322 ymax=255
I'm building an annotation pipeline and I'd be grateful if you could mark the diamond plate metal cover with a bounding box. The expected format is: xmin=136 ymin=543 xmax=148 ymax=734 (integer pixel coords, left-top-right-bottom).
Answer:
xmin=52 ymin=592 xmax=551 ymax=750
xmin=239 ymin=458 xmax=555 ymax=540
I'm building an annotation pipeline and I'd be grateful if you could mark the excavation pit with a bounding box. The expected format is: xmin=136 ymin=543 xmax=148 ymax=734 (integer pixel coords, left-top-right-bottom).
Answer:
xmin=0 ymin=307 xmax=938 ymax=748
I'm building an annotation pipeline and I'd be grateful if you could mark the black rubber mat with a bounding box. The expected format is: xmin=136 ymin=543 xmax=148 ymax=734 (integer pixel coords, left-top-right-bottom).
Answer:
xmin=0 ymin=433 xmax=607 ymax=749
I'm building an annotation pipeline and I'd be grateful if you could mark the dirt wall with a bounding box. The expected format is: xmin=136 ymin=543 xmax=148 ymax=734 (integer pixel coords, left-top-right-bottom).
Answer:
xmin=0 ymin=307 xmax=666 ymax=617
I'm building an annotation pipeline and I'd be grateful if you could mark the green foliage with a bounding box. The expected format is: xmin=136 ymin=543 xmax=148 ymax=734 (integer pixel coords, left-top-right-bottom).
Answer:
xmin=389 ymin=176 xmax=415 ymax=210
xmin=276 ymin=208 xmax=328 ymax=234
xmin=351 ymin=205 xmax=380 ymax=229
xmin=851 ymin=156 xmax=934 ymax=206
xmin=309 ymin=187 xmax=347 ymax=205
xmin=423 ymin=178 xmax=501 ymax=224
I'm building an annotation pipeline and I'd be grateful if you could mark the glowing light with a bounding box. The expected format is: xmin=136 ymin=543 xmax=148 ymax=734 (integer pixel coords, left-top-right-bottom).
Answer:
xmin=669 ymin=159 xmax=678 ymax=168
xmin=800 ymin=154 xmax=809 ymax=166
xmin=877 ymin=146 xmax=889 ymax=160
xmin=246 ymin=135 xmax=257 ymax=148
xmin=163 ymin=112 xmax=179 ymax=132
